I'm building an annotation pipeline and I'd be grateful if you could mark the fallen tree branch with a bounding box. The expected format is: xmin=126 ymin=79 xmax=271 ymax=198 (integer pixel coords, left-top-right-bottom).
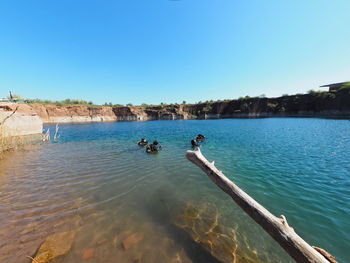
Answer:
xmin=186 ymin=148 xmax=335 ymax=263
xmin=0 ymin=106 xmax=18 ymax=126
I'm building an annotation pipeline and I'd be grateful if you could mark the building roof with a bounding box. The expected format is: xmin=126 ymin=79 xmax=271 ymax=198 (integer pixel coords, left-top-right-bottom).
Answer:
xmin=320 ymin=81 xmax=349 ymax=88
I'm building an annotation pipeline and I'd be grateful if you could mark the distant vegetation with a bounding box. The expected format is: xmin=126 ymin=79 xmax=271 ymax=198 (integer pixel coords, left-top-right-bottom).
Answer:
xmin=307 ymin=82 xmax=350 ymax=96
xmin=6 ymin=93 xmax=25 ymax=101
xmin=307 ymin=85 xmax=350 ymax=98
xmin=306 ymin=90 xmax=336 ymax=99
xmin=6 ymin=95 xmax=121 ymax=107
xmin=5 ymin=85 xmax=350 ymax=108
xmin=26 ymin=98 xmax=96 ymax=106
xmin=339 ymin=82 xmax=350 ymax=91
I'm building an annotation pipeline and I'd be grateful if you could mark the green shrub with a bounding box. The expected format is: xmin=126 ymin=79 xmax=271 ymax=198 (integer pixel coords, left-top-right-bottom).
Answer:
xmin=237 ymin=95 xmax=251 ymax=101
xmin=326 ymin=93 xmax=336 ymax=99
xmin=337 ymin=83 xmax=350 ymax=94
xmin=26 ymin=98 xmax=98 ymax=106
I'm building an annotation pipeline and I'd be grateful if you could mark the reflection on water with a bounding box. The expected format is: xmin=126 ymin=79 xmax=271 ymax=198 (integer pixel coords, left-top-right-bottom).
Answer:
xmin=0 ymin=119 xmax=349 ymax=262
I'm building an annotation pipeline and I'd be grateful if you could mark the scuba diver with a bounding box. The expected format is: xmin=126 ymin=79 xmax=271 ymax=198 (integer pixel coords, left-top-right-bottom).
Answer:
xmin=191 ymin=139 xmax=199 ymax=148
xmin=146 ymin=140 xmax=162 ymax=153
xmin=196 ymin=134 xmax=205 ymax=141
xmin=137 ymin=138 xmax=148 ymax=147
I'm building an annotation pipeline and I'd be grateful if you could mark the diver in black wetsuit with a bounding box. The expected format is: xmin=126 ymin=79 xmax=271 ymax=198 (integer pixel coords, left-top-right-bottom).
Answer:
xmin=146 ymin=140 xmax=162 ymax=153
xmin=191 ymin=139 xmax=199 ymax=148
xmin=137 ymin=138 xmax=148 ymax=146
xmin=196 ymin=134 xmax=205 ymax=141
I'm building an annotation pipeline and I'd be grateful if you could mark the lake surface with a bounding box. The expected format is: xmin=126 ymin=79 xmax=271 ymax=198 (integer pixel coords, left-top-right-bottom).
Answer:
xmin=0 ymin=118 xmax=349 ymax=263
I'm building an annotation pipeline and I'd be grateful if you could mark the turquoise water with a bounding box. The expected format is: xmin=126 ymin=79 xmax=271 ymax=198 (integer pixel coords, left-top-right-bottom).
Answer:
xmin=0 ymin=118 xmax=349 ymax=262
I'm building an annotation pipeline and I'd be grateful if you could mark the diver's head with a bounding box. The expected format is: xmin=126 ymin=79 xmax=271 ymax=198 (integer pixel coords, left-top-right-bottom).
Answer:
xmin=153 ymin=140 xmax=158 ymax=145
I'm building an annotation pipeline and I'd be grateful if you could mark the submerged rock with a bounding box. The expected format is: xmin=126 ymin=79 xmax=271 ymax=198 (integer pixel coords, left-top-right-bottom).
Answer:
xmin=81 ymin=248 xmax=95 ymax=260
xmin=122 ymin=233 xmax=144 ymax=250
xmin=173 ymin=203 xmax=262 ymax=263
xmin=32 ymin=230 xmax=76 ymax=263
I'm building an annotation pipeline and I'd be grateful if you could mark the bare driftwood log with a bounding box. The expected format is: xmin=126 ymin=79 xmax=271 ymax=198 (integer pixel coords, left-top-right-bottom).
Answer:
xmin=186 ymin=148 xmax=335 ymax=263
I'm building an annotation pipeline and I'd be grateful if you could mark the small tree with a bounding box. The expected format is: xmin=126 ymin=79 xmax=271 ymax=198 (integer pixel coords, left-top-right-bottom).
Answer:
xmin=7 ymin=93 xmax=24 ymax=101
xmin=182 ymin=100 xmax=186 ymax=105
xmin=126 ymin=103 xmax=133 ymax=106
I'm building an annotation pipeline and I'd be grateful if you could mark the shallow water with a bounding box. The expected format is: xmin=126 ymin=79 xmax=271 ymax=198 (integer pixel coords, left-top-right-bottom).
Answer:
xmin=0 ymin=118 xmax=349 ymax=262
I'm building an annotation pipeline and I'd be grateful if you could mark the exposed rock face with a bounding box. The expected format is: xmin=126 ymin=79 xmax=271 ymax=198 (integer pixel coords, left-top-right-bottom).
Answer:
xmin=113 ymin=106 xmax=148 ymax=121
xmin=0 ymin=103 xmax=43 ymax=137
xmin=4 ymin=90 xmax=350 ymax=125
xmin=186 ymin=90 xmax=350 ymax=119
xmin=32 ymin=230 xmax=76 ymax=263
xmin=0 ymin=103 xmax=43 ymax=152
xmin=14 ymin=104 xmax=190 ymax=123
xmin=28 ymin=104 xmax=117 ymax=123
xmin=113 ymin=105 xmax=188 ymax=121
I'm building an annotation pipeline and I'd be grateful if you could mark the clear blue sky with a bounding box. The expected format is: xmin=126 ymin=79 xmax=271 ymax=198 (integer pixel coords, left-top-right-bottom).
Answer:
xmin=0 ymin=0 xmax=349 ymax=105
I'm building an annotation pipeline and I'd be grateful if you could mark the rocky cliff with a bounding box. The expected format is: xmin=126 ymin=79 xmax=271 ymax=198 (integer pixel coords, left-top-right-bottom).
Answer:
xmin=0 ymin=103 xmax=43 ymax=137
xmin=185 ymin=90 xmax=350 ymax=119
xmin=28 ymin=104 xmax=118 ymax=123
xmin=9 ymin=103 xmax=190 ymax=123
xmin=113 ymin=105 xmax=189 ymax=121
xmin=0 ymin=103 xmax=43 ymax=152
xmin=5 ymin=89 xmax=350 ymax=125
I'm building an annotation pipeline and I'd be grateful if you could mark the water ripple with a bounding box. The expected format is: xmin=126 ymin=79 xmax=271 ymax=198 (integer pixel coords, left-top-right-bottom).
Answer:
xmin=0 ymin=119 xmax=349 ymax=263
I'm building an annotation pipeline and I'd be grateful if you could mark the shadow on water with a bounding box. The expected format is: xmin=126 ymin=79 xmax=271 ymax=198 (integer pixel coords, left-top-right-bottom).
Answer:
xmin=143 ymin=190 xmax=223 ymax=263
xmin=165 ymin=224 xmax=223 ymax=263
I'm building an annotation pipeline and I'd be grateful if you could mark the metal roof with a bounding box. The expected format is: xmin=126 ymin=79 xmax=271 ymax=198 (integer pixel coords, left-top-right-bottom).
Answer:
xmin=320 ymin=81 xmax=349 ymax=88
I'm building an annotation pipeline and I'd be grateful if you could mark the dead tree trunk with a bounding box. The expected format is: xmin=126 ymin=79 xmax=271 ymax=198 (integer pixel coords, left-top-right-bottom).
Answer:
xmin=186 ymin=149 xmax=335 ymax=263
